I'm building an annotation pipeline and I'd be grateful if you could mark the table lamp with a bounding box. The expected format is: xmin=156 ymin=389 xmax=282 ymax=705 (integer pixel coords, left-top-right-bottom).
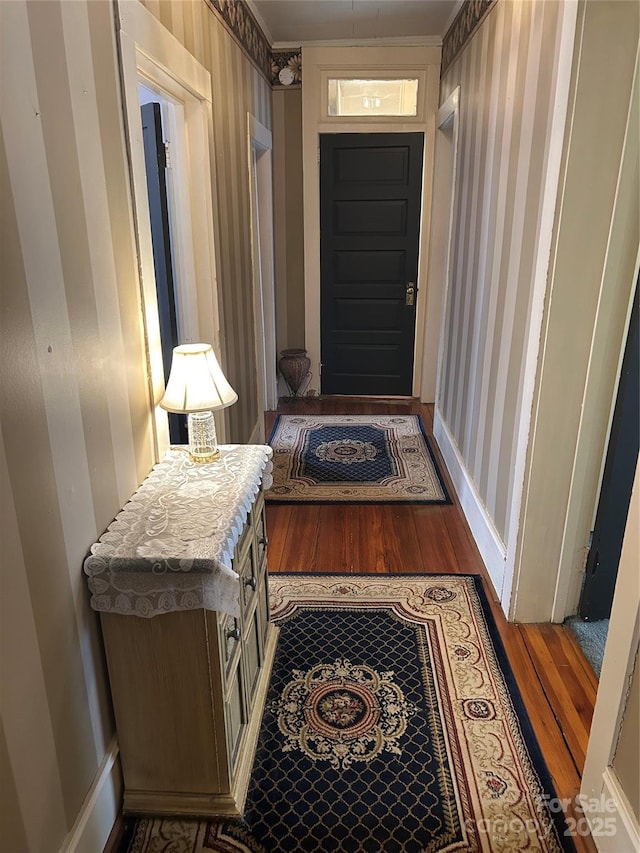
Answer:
xmin=159 ymin=343 xmax=238 ymax=463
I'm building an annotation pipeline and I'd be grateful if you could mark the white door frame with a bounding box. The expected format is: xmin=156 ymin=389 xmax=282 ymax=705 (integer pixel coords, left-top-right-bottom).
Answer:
xmin=580 ymin=469 xmax=639 ymax=851
xmin=248 ymin=113 xmax=278 ymax=422
xmin=429 ymin=86 xmax=461 ymax=407
xmin=301 ymin=45 xmax=442 ymax=396
xmin=117 ymin=0 xmax=223 ymax=459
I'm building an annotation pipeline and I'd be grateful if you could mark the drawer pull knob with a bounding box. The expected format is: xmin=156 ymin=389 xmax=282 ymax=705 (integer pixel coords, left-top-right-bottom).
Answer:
xmin=259 ymin=536 xmax=269 ymax=547
xmin=244 ymin=576 xmax=257 ymax=591
xmin=226 ymin=626 xmax=241 ymax=642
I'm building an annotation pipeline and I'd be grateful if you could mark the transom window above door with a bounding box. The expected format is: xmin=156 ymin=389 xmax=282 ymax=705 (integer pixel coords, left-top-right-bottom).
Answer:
xmin=327 ymin=78 xmax=420 ymax=117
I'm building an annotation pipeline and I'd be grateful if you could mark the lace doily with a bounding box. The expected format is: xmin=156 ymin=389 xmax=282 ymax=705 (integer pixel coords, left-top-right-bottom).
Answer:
xmin=84 ymin=445 xmax=273 ymax=618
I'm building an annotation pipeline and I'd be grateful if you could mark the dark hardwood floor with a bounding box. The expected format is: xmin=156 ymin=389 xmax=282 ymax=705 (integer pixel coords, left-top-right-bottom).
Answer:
xmin=265 ymin=397 xmax=598 ymax=853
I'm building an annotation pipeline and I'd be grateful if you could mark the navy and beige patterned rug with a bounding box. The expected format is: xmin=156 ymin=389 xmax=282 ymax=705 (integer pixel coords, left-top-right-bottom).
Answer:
xmin=128 ymin=575 xmax=574 ymax=853
xmin=265 ymin=415 xmax=450 ymax=503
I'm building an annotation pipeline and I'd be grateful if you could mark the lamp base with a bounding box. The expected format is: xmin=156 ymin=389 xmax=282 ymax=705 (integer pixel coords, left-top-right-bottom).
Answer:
xmin=187 ymin=411 xmax=220 ymax=463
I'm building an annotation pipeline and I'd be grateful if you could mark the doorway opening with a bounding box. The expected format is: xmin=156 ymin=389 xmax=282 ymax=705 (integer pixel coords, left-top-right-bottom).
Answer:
xmin=139 ymin=86 xmax=186 ymax=444
xmin=566 ymin=279 xmax=639 ymax=675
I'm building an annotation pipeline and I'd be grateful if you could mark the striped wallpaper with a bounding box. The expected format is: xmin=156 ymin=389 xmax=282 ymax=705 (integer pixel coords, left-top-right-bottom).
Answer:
xmin=272 ymin=88 xmax=306 ymax=354
xmin=437 ymin=0 xmax=571 ymax=547
xmin=0 ymin=1 xmax=270 ymax=849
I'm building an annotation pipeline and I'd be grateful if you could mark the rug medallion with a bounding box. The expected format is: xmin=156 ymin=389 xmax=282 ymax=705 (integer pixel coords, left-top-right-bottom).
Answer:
xmin=128 ymin=575 xmax=574 ymax=853
xmin=265 ymin=415 xmax=450 ymax=503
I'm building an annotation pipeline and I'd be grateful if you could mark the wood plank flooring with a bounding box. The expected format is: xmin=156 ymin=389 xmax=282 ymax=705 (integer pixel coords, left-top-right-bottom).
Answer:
xmin=265 ymin=397 xmax=598 ymax=853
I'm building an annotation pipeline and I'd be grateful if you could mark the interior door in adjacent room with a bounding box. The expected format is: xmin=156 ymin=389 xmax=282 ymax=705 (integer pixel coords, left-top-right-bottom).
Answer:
xmin=320 ymin=133 xmax=424 ymax=396
xmin=578 ymin=281 xmax=639 ymax=621
xmin=141 ymin=101 xmax=187 ymax=445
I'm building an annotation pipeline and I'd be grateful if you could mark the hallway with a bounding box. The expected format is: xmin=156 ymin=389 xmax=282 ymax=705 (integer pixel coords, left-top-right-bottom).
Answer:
xmin=265 ymin=397 xmax=598 ymax=852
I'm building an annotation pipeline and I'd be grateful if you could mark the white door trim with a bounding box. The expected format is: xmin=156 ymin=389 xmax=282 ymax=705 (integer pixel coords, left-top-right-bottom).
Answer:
xmin=580 ymin=469 xmax=639 ymax=851
xmin=429 ymin=85 xmax=461 ymax=407
xmin=301 ymin=45 xmax=442 ymax=396
xmin=248 ymin=113 xmax=278 ymax=421
xmin=117 ymin=0 xmax=223 ymax=459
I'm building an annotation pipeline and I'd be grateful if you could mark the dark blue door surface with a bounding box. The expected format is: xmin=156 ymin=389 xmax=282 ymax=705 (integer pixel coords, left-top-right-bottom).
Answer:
xmin=579 ymin=281 xmax=639 ymax=621
xmin=320 ymin=133 xmax=424 ymax=396
xmin=141 ymin=102 xmax=187 ymax=444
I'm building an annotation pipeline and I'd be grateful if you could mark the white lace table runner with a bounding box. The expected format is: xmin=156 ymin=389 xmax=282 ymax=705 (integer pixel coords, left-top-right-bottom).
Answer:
xmin=84 ymin=445 xmax=273 ymax=618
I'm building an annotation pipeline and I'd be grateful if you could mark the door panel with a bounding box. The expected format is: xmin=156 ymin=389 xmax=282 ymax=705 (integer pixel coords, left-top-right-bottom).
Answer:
xmin=335 ymin=146 xmax=409 ymax=183
xmin=334 ymin=299 xmax=404 ymax=331
xmin=320 ymin=133 xmax=424 ymax=396
xmin=335 ymin=200 xmax=408 ymax=234
xmin=334 ymin=251 xmax=405 ymax=282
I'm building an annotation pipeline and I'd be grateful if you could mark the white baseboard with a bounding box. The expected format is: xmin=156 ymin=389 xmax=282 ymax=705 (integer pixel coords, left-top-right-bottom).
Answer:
xmin=59 ymin=738 xmax=122 ymax=853
xmin=433 ymin=408 xmax=507 ymax=601
xmin=588 ymin=767 xmax=640 ymax=852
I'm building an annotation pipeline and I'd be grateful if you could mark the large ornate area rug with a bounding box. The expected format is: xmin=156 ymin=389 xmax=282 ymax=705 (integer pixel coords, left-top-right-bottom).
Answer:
xmin=265 ymin=415 xmax=450 ymax=503
xmin=128 ymin=575 xmax=574 ymax=853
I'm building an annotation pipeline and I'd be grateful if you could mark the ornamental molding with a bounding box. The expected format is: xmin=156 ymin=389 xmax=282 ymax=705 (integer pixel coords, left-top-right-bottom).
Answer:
xmin=441 ymin=0 xmax=497 ymax=75
xmin=271 ymin=49 xmax=302 ymax=88
xmin=204 ymin=0 xmax=301 ymax=88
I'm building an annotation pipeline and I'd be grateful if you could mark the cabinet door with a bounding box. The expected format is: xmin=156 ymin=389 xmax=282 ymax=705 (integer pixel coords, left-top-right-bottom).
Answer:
xmin=253 ymin=492 xmax=268 ymax=571
xmin=242 ymin=599 xmax=262 ymax=706
xmin=224 ymin=650 xmax=247 ymax=767
xmin=218 ymin=612 xmax=242 ymax=680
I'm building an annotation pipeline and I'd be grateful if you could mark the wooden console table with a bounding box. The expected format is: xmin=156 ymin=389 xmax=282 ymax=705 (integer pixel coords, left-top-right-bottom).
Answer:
xmin=84 ymin=445 xmax=277 ymax=818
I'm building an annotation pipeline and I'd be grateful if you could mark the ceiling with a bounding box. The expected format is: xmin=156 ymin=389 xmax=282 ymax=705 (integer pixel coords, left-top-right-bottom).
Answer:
xmin=249 ymin=0 xmax=462 ymax=46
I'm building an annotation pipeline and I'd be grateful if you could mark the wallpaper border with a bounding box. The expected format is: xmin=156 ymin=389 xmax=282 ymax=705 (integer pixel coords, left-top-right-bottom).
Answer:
xmin=441 ymin=0 xmax=497 ymax=75
xmin=204 ymin=0 xmax=301 ymax=87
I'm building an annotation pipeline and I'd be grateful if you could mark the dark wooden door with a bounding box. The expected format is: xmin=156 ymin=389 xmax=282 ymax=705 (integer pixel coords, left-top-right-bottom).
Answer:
xmin=320 ymin=133 xmax=424 ymax=396
xmin=141 ymin=102 xmax=187 ymax=444
xmin=579 ymin=280 xmax=639 ymax=621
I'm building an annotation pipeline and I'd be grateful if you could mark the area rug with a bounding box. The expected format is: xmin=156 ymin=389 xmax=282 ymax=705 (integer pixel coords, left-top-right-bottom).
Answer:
xmin=264 ymin=415 xmax=450 ymax=503
xmin=127 ymin=575 xmax=574 ymax=853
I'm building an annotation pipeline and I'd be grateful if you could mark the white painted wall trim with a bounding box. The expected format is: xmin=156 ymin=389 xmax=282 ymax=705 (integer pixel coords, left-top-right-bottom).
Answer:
xmin=591 ymin=767 xmax=640 ymax=853
xmin=550 ymin=40 xmax=640 ymax=622
xmin=248 ymin=113 xmax=278 ymax=413
xmin=59 ymin=739 xmax=121 ymax=853
xmin=434 ymin=406 xmax=507 ymax=600
xmin=581 ymin=468 xmax=639 ymax=850
xmin=501 ymin=0 xmax=579 ymax=619
xmin=427 ymin=85 xmax=460 ymax=404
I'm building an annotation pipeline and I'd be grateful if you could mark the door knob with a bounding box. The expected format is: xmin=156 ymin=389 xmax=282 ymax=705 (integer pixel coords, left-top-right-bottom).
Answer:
xmin=405 ymin=282 xmax=415 ymax=306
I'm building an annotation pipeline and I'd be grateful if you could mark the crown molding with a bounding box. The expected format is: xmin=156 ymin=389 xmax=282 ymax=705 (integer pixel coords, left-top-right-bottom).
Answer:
xmin=284 ymin=35 xmax=442 ymax=50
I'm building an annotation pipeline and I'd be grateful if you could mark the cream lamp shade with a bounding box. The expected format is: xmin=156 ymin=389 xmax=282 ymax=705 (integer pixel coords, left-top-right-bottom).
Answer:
xmin=160 ymin=343 xmax=238 ymax=413
xmin=160 ymin=344 xmax=237 ymax=463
